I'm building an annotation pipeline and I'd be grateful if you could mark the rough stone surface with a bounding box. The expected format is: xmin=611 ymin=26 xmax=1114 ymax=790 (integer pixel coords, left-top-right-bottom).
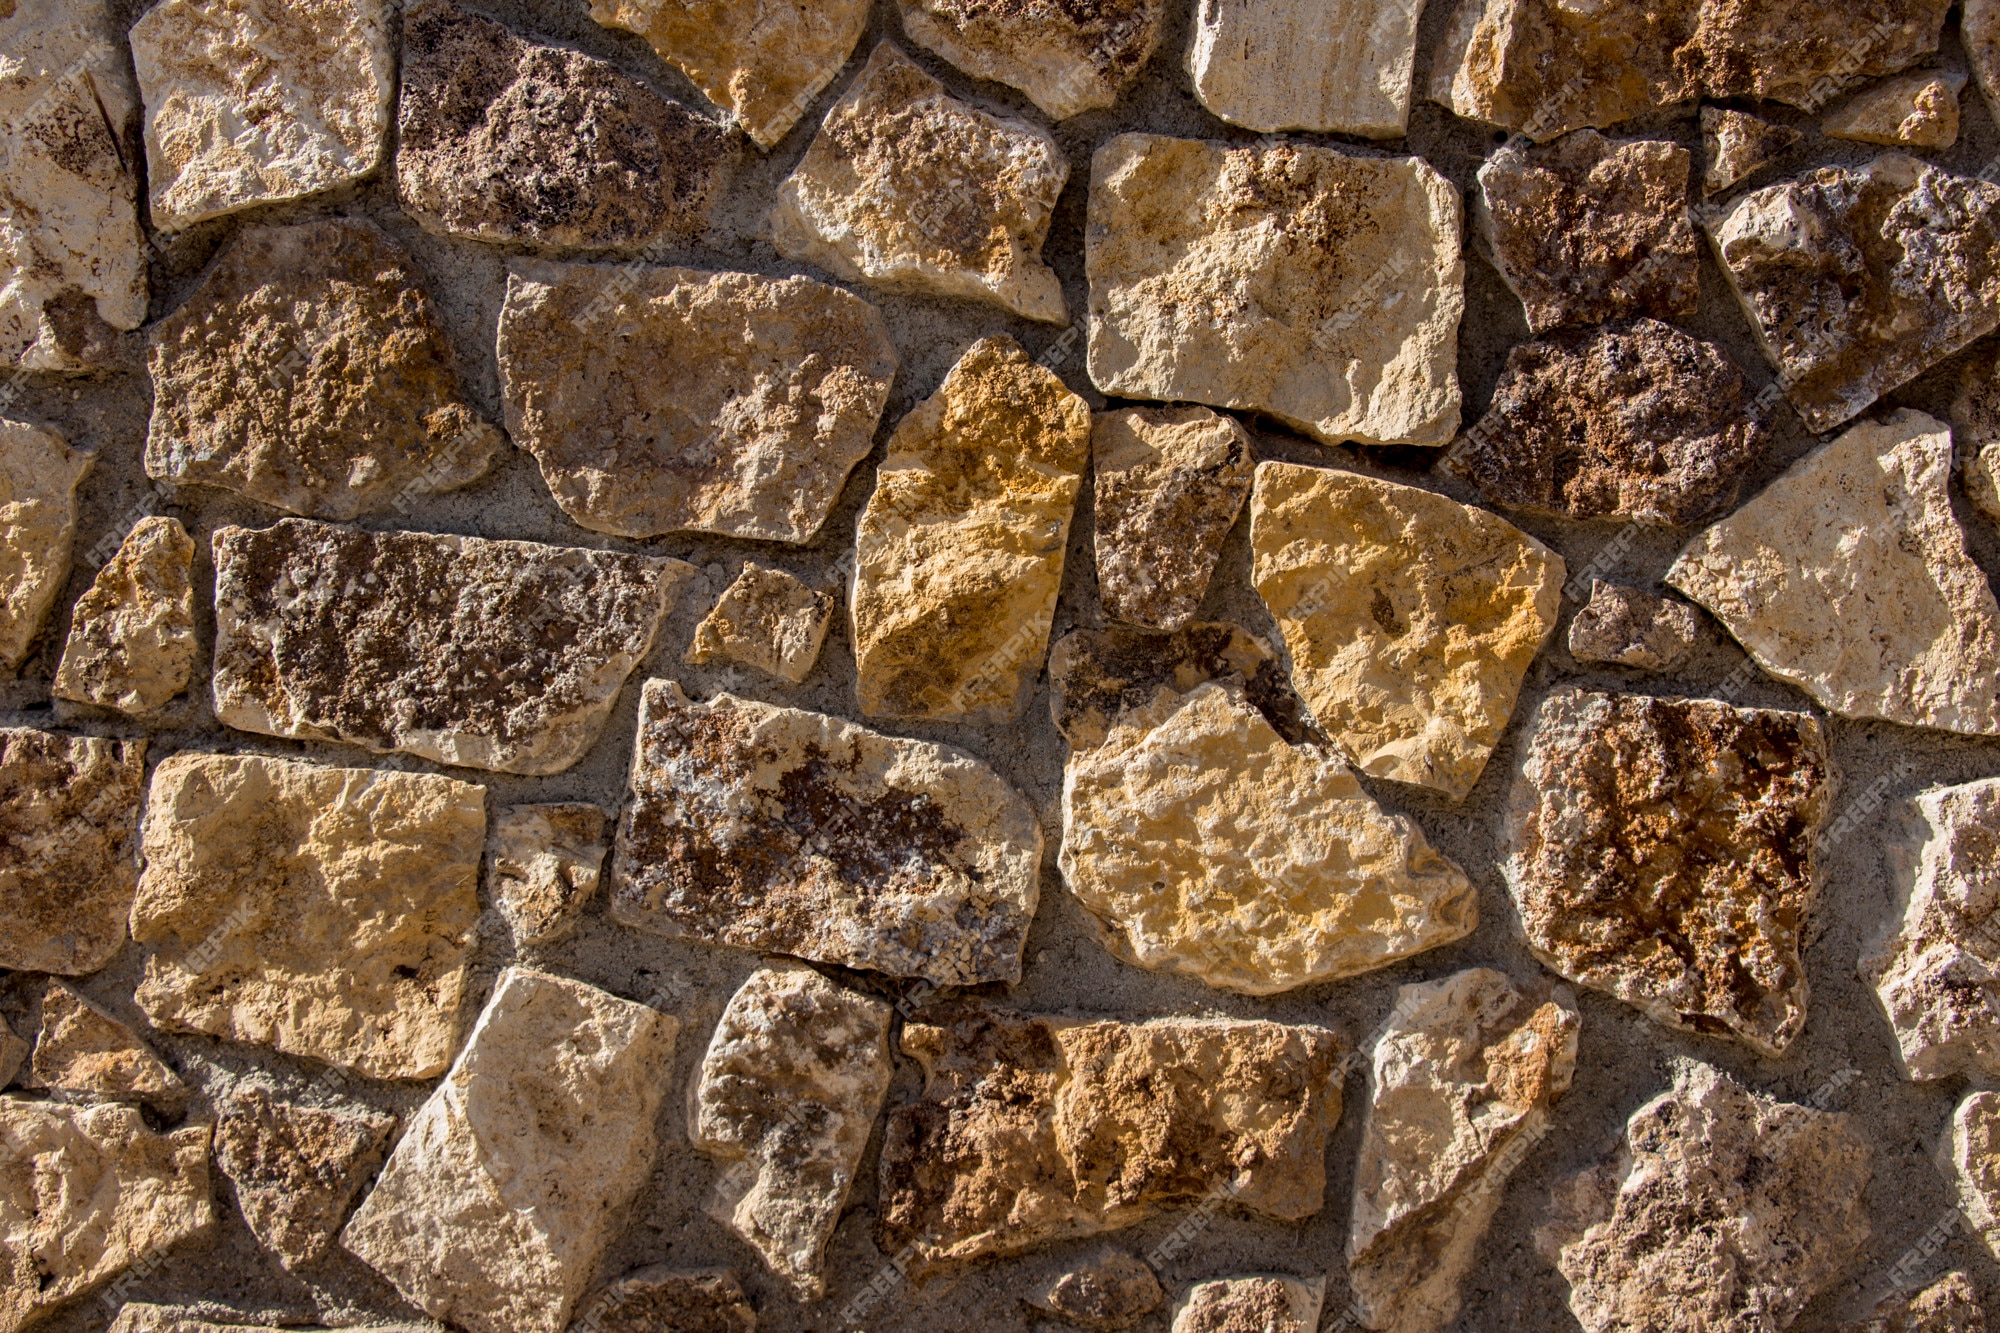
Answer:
xmin=1503 ymin=688 xmax=1832 ymax=1058
xmin=1092 ymin=406 xmax=1254 ymax=632
xmin=1187 ymin=0 xmax=1421 ymax=136
xmin=1250 ymin=460 xmax=1563 ymax=801
xmin=1566 ymin=581 xmax=1702 ymax=671
xmin=1826 ymin=71 xmax=1965 ymax=149
xmin=130 ymin=752 xmax=485 ymax=1081
xmin=212 ymin=520 xmax=691 ymax=775
xmin=1953 ymin=345 xmax=2000 ymax=527
xmin=1087 ymin=133 xmax=1464 ymax=448
xmin=0 ymin=1019 xmax=22 ymax=1090
xmin=685 ymin=563 xmax=835 ymax=684
xmin=52 ymin=517 xmax=198 ymax=716
xmin=0 ymin=418 xmax=91 ymax=670
xmin=130 ymin=0 xmax=395 ymax=232
xmin=27 ymin=981 xmax=187 ymax=1112
xmin=1951 ymin=1091 xmax=2000 ymax=1266
xmin=1029 ymin=1249 xmax=1163 ymax=1330
xmin=104 ymin=1308 xmax=430 ymax=1333
xmin=610 ymin=680 xmax=1043 ymax=985
xmin=1668 ymin=410 xmax=2000 ymax=735
xmin=1703 ymin=107 xmax=1800 ymax=198
xmin=573 ymin=1267 xmax=758 ymax=1333
xmin=498 ymin=259 xmax=897 ymax=544
xmin=1170 ymin=1276 xmax=1325 ymax=1333
xmin=899 ymin=0 xmax=1164 ymax=120
xmin=341 ymin=968 xmax=681 ymax=1333
xmin=1048 ymin=622 xmax=1307 ymax=751
xmin=851 ymin=336 xmax=1090 ymax=722
xmin=1973 ymin=1 xmax=2000 ymax=127
xmin=0 ymin=728 xmax=145 ymax=976
xmin=212 ymin=1085 xmax=397 ymax=1271
xmin=486 ymin=803 xmax=608 ymax=950
xmin=1845 ymin=1273 xmax=1990 ymax=1333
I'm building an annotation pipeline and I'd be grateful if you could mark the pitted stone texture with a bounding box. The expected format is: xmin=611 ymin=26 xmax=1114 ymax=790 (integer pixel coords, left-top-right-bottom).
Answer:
xmin=1170 ymin=1276 xmax=1325 ymax=1333
xmin=28 ymin=982 xmax=186 ymax=1112
xmin=898 ymin=0 xmax=1164 ymax=120
xmin=1088 ymin=134 xmax=1464 ymax=448
xmin=1030 ymin=1249 xmax=1163 ymax=1330
xmin=1953 ymin=347 xmax=2000 ymax=528
xmin=1668 ymin=410 xmax=2000 ymax=736
xmin=773 ymin=44 xmax=1068 ymax=322
xmin=1951 ymin=1092 xmax=2000 ymax=1266
xmin=1187 ymin=0 xmax=1422 ymax=136
xmin=0 ymin=728 xmax=145 ymax=976
xmin=342 ymin=968 xmax=680 ymax=1333
xmin=574 ymin=1268 xmax=758 ymax=1333
xmin=1844 ymin=1272 xmax=1989 ymax=1333
xmin=498 ymin=260 xmax=896 ymax=544
xmin=131 ymin=0 xmax=394 ymax=232
xmin=1093 ymin=406 xmax=1254 ymax=632
xmin=1049 ymin=622 xmax=1308 ymax=750
xmin=1826 ymin=72 xmax=1964 ymax=149
xmin=1250 ymin=461 xmax=1564 ymax=801
xmin=0 ymin=418 xmax=90 ymax=670
xmin=398 ymin=0 xmax=732 ymax=250
xmin=878 ymin=1008 xmax=1344 ymax=1264
xmin=106 ymin=1308 xmax=431 ymax=1333
xmin=1503 ymin=689 xmax=1832 ymax=1057
xmin=212 ymin=520 xmax=690 ymax=776
xmin=692 ymin=964 xmax=892 ymax=1299
xmin=486 ymin=804 xmax=608 ymax=950
xmin=1973 ymin=1 xmax=2000 ymax=127
xmin=131 ymin=752 xmax=485 ymax=1081
xmin=686 ymin=564 xmax=835 ymax=684
xmin=610 ymin=681 xmax=1043 ymax=986
xmin=213 ymin=1085 xmax=397 ymax=1271
xmin=53 ymin=517 xmax=197 ymax=717
xmin=851 ymin=336 xmax=1090 ymax=722
xmin=1567 ymin=582 xmax=1701 ymax=671
xmin=1703 ymin=107 xmax=1799 ymax=198
xmin=1349 ymin=970 xmax=1580 ymax=1333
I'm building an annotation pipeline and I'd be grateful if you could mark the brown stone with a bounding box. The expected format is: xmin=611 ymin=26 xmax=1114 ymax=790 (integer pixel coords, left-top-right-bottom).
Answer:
xmin=685 ymin=563 xmax=835 ymax=684
xmin=1844 ymin=1272 xmax=1989 ymax=1333
xmin=1566 ymin=581 xmax=1701 ymax=671
xmin=572 ymin=1267 xmax=757 ymax=1333
xmin=27 ymin=981 xmax=187 ymax=1113
xmin=0 ymin=728 xmax=145 ymax=976
xmin=486 ymin=804 xmax=608 ymax=949
xmin=0 ymin=417 xmax=92 ymax=670
xmin=106 ymin=1308 xmax=429 ymax=1333
xmin=213 ymin=1085 xmax=397 ymax=1271
xmin=1973 ymin=1 xmax=2000 ymax=129
xmin=1952 ymin=344 xmax=2000 ymax=528
xmin=1029 ymin=1249 xmax=1163 ymax=1330
xmin=1703 ymin=107 xmax=1800 ymax=199
xmin=1048 ymin=622 xmax=1308 ymax=750
xmin=1092 ymin=406 xmax=1254 ymax=632
xmin=897 ymin=0 xmax=1166 ymax=120
xmin=1170 ymin=1276 xmax=1325 ymax=1333
xmin=53 ymin=517 xmax=198 ymax=717
xmin=0 ymin=1019 xmax=22 ymax=1089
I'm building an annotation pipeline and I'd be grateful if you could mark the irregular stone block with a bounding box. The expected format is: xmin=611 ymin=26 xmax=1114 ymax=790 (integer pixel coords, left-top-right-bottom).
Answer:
xmin=1566 ymin=581 xmax=1701 ymax=671
xmin=131 ymin=752 xmax=485 ymax=1081
xmin=1088 ymin=134 xmax=1464 ymax=448
xmin=28 ymin=981 xmax=187 ymax=1113
xmin=1170 ymin=1276 xmax=1325 ymax=1333
xmin=0 ymin=418 xmax=91 ymax=669
xmin=342 ymin=968 xmax=681 ymax=1333
xmin=685 ymin=563 xmax=835 ymax=684
xmin=0 ymin=728 xmax=145 ymax=976
xmin=498 ymin=260 xmax=896 ymax=544
xmin=486 ymin=804 xmax=608 ymax=950
xmin=53 ymin=517 xmax=198 ymax=717
xmin=773 ymin=44 xmax=1068 ymax=323
xmin=1953 ymin=347 xmax=2000 ymax=529
xmin=213 ymin=1085 xmax=397 ymax=1271
xmin=1972 ymin=1 xmax=2000 ymax=127
xmin=1826 ymin=71 xmax=1964 ymax=149
xmin=1668 ymin=410 xmax=2000 ymax=735
xmin=146 ymin=219 xmax=502 ymax=521
xmin=1187 ymin=0 xmax=1421 ymax=136
xmin=572 ymin=1267 xmax=758 ymax=1333
xmin=1049 ymin=622 xmax=1308 ymax=751
xmin=1029 ymin=1249 xmax=1163 ymax=1330
xmin=106 ymin=1308 xmax=429 ymax=1333
xmin=1503 ymin=689 xmax=1832 ymax=1057
xmin=610 ymin=681 xmax=1043 ymax=986
xmin=851 ymin=336 xmax=1090 ymax=722
xmin=212 ymin=520 xmax=691 ymax=775
xmin=1951 ymin=1091 xmax=2000 ymax=1265
xmin=1250 ymin=460 xmax=1563 ymax=801
xmin=1843 ymin=1272 xmax=1988 ymax=1333
xmin=898 ymin=0 xmax=1164 ymax=120
xmin=1702 ymin=107 xmax=1799 ymax=199
xmin=1093 ymin=406 xmax=1253 ymax=632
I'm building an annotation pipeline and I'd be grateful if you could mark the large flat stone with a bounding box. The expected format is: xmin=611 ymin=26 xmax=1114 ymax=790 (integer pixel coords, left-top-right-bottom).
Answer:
xmin=1048 ymin=622 xmax=1308 ymax=751
xmin=1187 ymin=0 xmax=1422 ymax=136
xmin=685 ymin=563 xmax=834 ymax=685
xmin=486 ymin=804 xmax=608 ymax=950
xmin=0 ymin=418 xmax=91 ymax=670
xmin=213 ymin=1084 xmax=397 ymax=1271
xmin=27 ymin=981 xmax=187 ymax=1113
xmin=1093 ymin=406 xmax=1253 ymax=632
xmin=53 ymin=517 xmax=198 ymax=717
xmin=899 ymin=0 xmax=1165 ymax=120
xmin=1171 ymin=1276 xmax=1325 ymax=1333
xmin=0 ymin=728 xmax=145 ymax=976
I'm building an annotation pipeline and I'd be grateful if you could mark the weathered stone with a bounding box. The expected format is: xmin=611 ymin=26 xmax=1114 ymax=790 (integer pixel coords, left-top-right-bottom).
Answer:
xmin=0 ymin=418 xmax=91 ymax=670
xmin=851 ymin=336 xmax=1090 ymax=722
xmin=106 ymin=1308 xmax=429 ymax=1333
xmin=685 ymin=564 xmax=835 ymax=684
xmin=497 ymin=260 xmax=897 ymax=544
xmin=1475 ymin=133 xmax=1698 ymax=335
xmin=1706 ymin=157 xmax=2000 ymax=434
xmin=1250 ymin=460 xmax=1563 ymax=801
xmin=878 ymin=1008 xmax=1344 ymax=1264
xmin=486 ymin=804 xmax=608 ymax=950
xmin=0 ymin=728 xmax=145 ymax=976
xmin=52 ymin=517 xmax=197 ymax=717
xmin=0 ymin=1019 xmax=22 ymax=1089
xmin=1844 ymin=1272 xmax=1989 ymax=1333
xmin=1187 ymin=0 xmax=1420 ymax=136
xmin=1502 ymin=689 xmax=1832 ymax=1057
xmin=1093 ymin=406 xmax=1254 ymax=632
xmin=130 ymin=752 xmax=485 ymax=1081
xmin=572 ymin=1268 xmax=758 ymax=1333
xmin=1348 ymin=970 xmax=1580 ymax=1333
xmin=146 ymin=219 xmax=502 ymax=521
xmin=1088 ymin=134 xmax=1464 ymax=448
xmin=1668 ymin=410 xmax=2000 ymax=735
xmin=212 ymin=520 xmax=691 ymax=775
xmin=1029 ymin=1249 xmax=1163 ymax=1330
xmin=1950 ymin=1091 xmax=2000 ymax=1266
xmin=130 ymin=0 xmax=395 ymax=232
xmin=1170 ymin=1276 xmax=1325 ymax=1333
xmin=692 ymin=964 xmax=892 ymax=1298
xmin=1702 ymin=107 xmax=1800 ymax=199
xmin=1826 ymin=71 xmax=1965 ymax=149
xmin=1953 ymin=347 xmax=2000 ymax=528
xmin=1567 ymin=581 xmax=1701 ymax=671
xmin=28 ymin=981 xmax=186 ymax=1113
xmin=398 ymin=0 xmax=732 ymax=250
xmin=610 ymin=680 xmax=1043 ymax=986
xmin=772 ymin=44 xmax=1069 ymax=323
xmin=1971 ymin=1 xmax=2000 ymax=128
xmin=1540 ymin=1061 xmax=1872 ymax=1333
xmin=212 ymin=1085 xmax=397 ymax=1271
xmin=899 ymin=0 xmax=1164 ymax=120
xmin=1048 ymin=622 xmax=1308 ymax=750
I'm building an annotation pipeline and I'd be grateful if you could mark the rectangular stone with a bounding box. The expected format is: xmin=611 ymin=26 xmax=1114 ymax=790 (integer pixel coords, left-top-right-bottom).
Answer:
xmin=0 ymin=728 xmax=145 ymax=976
xmin=1189 ymin=0 xmax=1423 ymax=137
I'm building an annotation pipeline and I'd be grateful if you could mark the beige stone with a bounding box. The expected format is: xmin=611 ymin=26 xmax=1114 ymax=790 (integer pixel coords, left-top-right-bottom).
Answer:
xmin=1844 ymin=1272 xmax=1989 ymax=1333
xmin=1092 ymin=406 xmax=1254 ymax=632
xmin=1826 ymin=72 xmax=1965 ymax=149
xmin=1950 ymin=1091 xmax=2000 ymax=1265
xmin=1703 ymin=107 xmax=1800 ymax=198
xmin=486 ymin=804 xmax=608 ymax=950
xmin=131 ymin=752 xmax=485 ymax=1081
xmin=571 ymin=1267 xmax=758 ymax=1333
xmin=106 ymin=1307 xmax=430 ymax=1333
xmin=1030 ymin=1249 xmax=1163 ymax=1330
xmin=1953 ymin=345 xmax=2000 ymax=529
xmin=1049 ymin=622 xmax=1308 ymax=751
xmin=212 ymin=1085 xmax=397 ymax=1271
xmin=1171 ymin=1276 xmax=1325 ymax=1333
xmin=851 ymin=336 xmax=1090 ymax=722
xmin=1187 ymin=0 xmax=1423 ymax=136
xmin=1567 ymin=581 xmax=1702 ymax=672
xmin=898 ymin=0 xmax=1165 ymax=120
xmin=53 ymin=517 xmax=197 ymax=717
xmin=685 ymin=564 xmax=835 ymax=684
xmin=27 ymin=981 xmax=186 ymax=1113
xmin=0 ymin=728 xmax=146 ymax=976
xmin=1088 ymin=134 xmax=1464 ymax=448
xmin=0 ymin=417 xmax=91 ymax=670
xmin=1972 ymin=0 xmax=2000 ymax=127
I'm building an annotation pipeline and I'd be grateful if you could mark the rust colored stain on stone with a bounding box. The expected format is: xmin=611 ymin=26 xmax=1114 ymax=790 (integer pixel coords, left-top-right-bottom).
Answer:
xmin=1048 ymin=621 xmax=1308 ymax=749
xmin=0 ymin=727 xmax=145 ymax=976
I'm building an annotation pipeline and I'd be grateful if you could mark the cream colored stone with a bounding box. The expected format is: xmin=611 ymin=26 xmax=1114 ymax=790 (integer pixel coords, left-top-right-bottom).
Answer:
xmin=1171 ymin=1276 xmax=1325 ymax=1333
xmin=1703 ymin=107 xmax=1800 ymax=198
xmin=1826 ymin=72 xmax=1965 ymax=149
xmin=53 ymin=517 xmax=197 ymax=717
xmin=1949 ymin=1091 xmax=2000 ymax=1266
xmin=0 ymin=417 xmax=91 ymax=670
xmin=212 ymin=1085 xmax=396 ymax=1271
xmin=686 ymin=563 xmax=835 ymax=684
xmin=1092 ymin=406 xmax=1254 ymax=633
xmin=486 ymin=804 xmax=607 ymax=950
xmin=899 ymin=0 xmax=1165 ymax=120
xmin=1187 ymin=0 xmax=1423 ymax=136
xmin=28 ymin=981 xmax=186 ymax=1113
xmin=0 ymin=728 xmax=146 ymax=976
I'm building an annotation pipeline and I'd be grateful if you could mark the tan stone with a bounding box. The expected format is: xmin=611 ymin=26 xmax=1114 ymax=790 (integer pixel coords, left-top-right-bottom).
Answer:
xmin=571 ymin=1268 xmax=758 ymax=1333
xmin=1171 ymin=1276 xmax=1325 ymax=1333
xmin=53 ymin=517 xmax=197 ymax=717
xmin=106 ymin=1307 xmax=429 ymax=1333
xmin=1187 ymin=0 xmax=1422 ymax=136
xmin=486 ymin=804 xmax=608 ymax=950
xmin=898 ymin=0 xmax=1165 ymax=120
xmin=851 ymin=336 xmax=1090 ymax=722
xmin=0 ymin=417 xmax=91 ymax=669
xmin=1703 ymin=107 xmax=1800 ymax=199
xmin=1826 ymin=72 xmax=1965 ymax=149
xmin=1049 ymin=622 xmax=1308 ymax=751
xmin=1092 ymin=406 xmax=1254 ymax=632
xmin=0 ymin=728 xmax=145 ymax=976
xmin=1972 ymin=0 xmax=2000 ymax=127
xmin=1088 ymin=134 xmax=1464 ymax=448
xmin=1950 ymin=1091 xmax=2000 ymax=1265
xmin=27 ymin=981 xmax=186 ymax=1113
xmin=1567 ymin=581 xmax=1702 ymax=672
xmin=131 ymin=752 xmax=485 ymax=1081
xmin=1030 ymin=1249 xmax=1163 ymax=1330
xmin=686 ymin=563 xmax=835 ymax=684
xmin=212 ymin=1085 xmax=396 ymax=1271
xmin=1844 ymin=1272 xmax=1989 ymax=1333
xmin=1953 ymin=345 xmax=2000 ymax=528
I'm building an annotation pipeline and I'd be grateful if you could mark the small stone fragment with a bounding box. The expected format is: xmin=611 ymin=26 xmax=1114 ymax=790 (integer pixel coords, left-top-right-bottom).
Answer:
xmin=0 ymin=1018 xmax=22 ymax=1089
xmin=131 ymin=752 xmax=485 ymax=1081
xmin=486 ymin=804 xmax=608 ymax=950
xmin=1844 ymin=1272 xmax=1989 ymax=1333
xmin=685 ymin=564 xmax=835 ymax=684
xmin=53 ymin=517 xmax=197 ymax=716
xmin=130 ymin=0 xmax=395 ymax=232
xmin=498 ymin=259 xmax=897 ymax=544
xmin=1952 ymin=347 xmax=2000 ymax=528
xmin=773 ymin=44 xmax=1069 ymax=323
xmin=1029 ymin=1249 xmax=1163 ymax=1330
xmin=851 ymin=336 xmax=1090 ymax=722
xmin=106 ymin=1308 xmax=430 ymax=1333
xmin=1702 ymin=107 xmax=1800 ymax=199
xmin=1567 ymin=581 xmax=1702 ymax=671
xmin=1187 ymin=0 xmax=1422 ymax=136
xmin=1826 ymin=71 xmax=1965 ymax=149
xmin=212 ymin=1085 xmax=397 ymax=1271
xmin=1088 ymin=133 xmax=1465 ymax=448
xmin=1250 ymin=460 xmax=1563 ymax=801
xmin=610 ymin=680 xmax=1043 ymax=986
xmin=1092 ymin=406 xmax=1254 ymax=632
xmin=0 ymin=728 xmax=145 ymax=976
xmin=0 ymin=418 xmax=91 ymax=670
xmin=572 ymin=1268 xmax=758 ymax=1333
xmin=1668 ymin=410 xmax=2000 ymax=735
xmin=28 ymin=981 xmax=187 ymax=1113
xmin=898 ymin=0 xmax=1164 ymax=120
xmin=1170 ymin=1276 xmax=1325 ymax=1333
xmin=1049 ymin=622 xmax=1308 ymax=750
xmin=212 ymin=519 xmax=692 ymax=775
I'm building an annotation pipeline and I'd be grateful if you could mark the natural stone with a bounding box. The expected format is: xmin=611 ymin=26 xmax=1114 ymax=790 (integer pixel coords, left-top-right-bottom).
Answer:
xmin=1170 ymin=1276 xmax=1325 ymax=1333
xmin=1540 ymin=1061 xmax=1872 ymax=1333
xmin=486 ymin=804 xmax=608 ymax=950
xmin=146 ymin=219 xmax=503 ymax=521
xmin=898 ymin=0 xmax=1164 ymax=120
xmin=398 ymin=0 xmax=732 ymax=249
xmin=0 ymin=728 xmax=145 ymax=975
xmin=1092 ymin=406 xmax=1254 ymax=632
xmin=1250 ymin=460 xmax=1564 ymax=801
xmin=1048 ymin=622 xmax=1308 ymax=750
xmin=0 ymin=1019 xmax=22 ymax=1089
xmin=772 ymin=44 xmax=1069 ymax=323
xmin=28 ymin=981 xmax=187 ymax=1112
xmin=1060 ymin=679 xmax=1476 ymax=995
xmin=1702 ymin=107 xmax=1800 ymax=198
xmin=497 ymin=259 xmax=897 ymax=544
xmin=212 ymin=1085 xmax=397 ymax=1271
xmin=1566 ymin=582 xmax=1701 ymax=671
xmin=1826 ymin=71 xmax=1965 ymax=149
xmin=130 ymin=752 xmax=485 ymax=1081
xmin=685 ymin=564 xmax=835 ymax=684
xmin=572 ymin=1268 xmax=758 ymax=1333
xmin=609 ymin=680 xmax=1043 ymax=986
xmin=1348 ymin=970 xmax=1581 ymax=1333
xmin=1668 ymin=410 xmax=2000 ymax=735
xmin=878 ymin=1008 xmax=1344 ymax=1264
xmin=341 ymin=968 xmax=681 ymax=1333
xmin=130 ymin=0 xmax=395 ymax=231
xmin=1706 ymin=156 xmax=2000 ymax=434
xmin=1972 ymin=1 xmax=2000 ymax=128
xmin=1952 ymin=347 xmax=2000 ymax=528
xmin=1844 ymin=1272 xmax=1989 ymax=1333
xmin=1088 ymin=134 xmax=1464 ymax=448
xmin=1949 ymin=1091 xmax=2000 ymax=1265
xmin=0 ymin=418 xmax=93 ymax=669
xmin=212 ymin=519 xmax=692 ymax=775
xmin=1186 ymin=0 xmax=1421 ymax=136
xmin=106 ymin=1308 xmax=430 ymax=1333
xmin=851 ymin=336 xmax=1090 ymax=722
xmin=1440 ymin=319 xmax=1765 ymax=526
xmin=691 ymin=964 xmax=893 ymax=1298
xmin=1029 ymin=1249 xmax=1163 ymax=1330
xmin=53 ymin=517 xmax=198 ymax=716
xmin=1502 ymin=688 xmax=1832 ymax=1057
xmin=1475 ymin=132 xmax=1698 ymax=335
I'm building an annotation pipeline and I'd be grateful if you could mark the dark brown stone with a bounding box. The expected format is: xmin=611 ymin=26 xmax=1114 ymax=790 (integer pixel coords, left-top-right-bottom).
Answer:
xmin=1092 ymin=406 xmax=1254 ymax=632
xmin=1566 ymin=581 xmax=1702 ymax=670
xmin=1047 ymin=622 xmax=1309 ymax=749
xmin=213 ymin=1085 xmax=397 ymax=1271
xmin=574 ymin=1267 xmax=756 ymax=1333
xmin=0 ymin=727 xmax=146 ymax=976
